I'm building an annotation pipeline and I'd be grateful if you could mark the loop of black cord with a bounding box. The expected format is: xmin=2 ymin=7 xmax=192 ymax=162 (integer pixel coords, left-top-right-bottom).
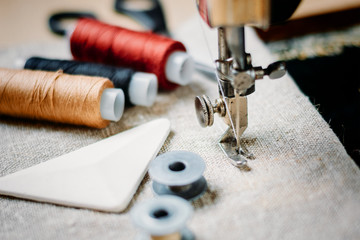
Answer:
xmin=48 ymin=0 xmax=169 ymax=37
xmin=48 ymin=12 xmax=97 ymax=36
xmin=114 ymin=0 xmax=169 ymax=35
xmin=25 ymin=57 xmax=135 ymax=106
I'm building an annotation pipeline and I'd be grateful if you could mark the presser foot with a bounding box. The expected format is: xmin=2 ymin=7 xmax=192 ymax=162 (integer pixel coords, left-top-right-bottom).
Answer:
xmin=218 ymin=128 xmax=254 ymax=168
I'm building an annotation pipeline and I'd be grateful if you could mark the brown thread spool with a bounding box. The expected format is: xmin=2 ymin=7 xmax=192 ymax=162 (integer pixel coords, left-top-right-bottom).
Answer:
xmin=0 ymin=68 xmax=124 ymax=128
xmin=151 ymin=232 xmax=181 ymax=240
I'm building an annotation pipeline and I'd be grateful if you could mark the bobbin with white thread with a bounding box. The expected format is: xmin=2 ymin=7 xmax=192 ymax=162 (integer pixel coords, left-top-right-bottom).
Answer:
xmin=149 ymin=151 xmax=207 ymax=201
xmin=131 ymin=195 xmax=194 ymax=240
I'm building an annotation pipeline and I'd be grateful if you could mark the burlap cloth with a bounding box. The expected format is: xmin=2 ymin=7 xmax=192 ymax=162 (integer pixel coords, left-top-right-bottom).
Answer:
xmin=1 ymin=18 xmax=359 ymax=240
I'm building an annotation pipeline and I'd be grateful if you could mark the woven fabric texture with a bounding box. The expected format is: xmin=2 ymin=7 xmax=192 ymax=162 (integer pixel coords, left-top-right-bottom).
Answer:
xmin=0 ymin=20 xmax=359 ymax=240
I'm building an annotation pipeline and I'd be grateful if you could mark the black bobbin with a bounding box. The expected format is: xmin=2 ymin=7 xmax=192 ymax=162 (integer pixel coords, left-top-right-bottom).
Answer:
xmin=149 ymin=151 xmax=207 ymax=201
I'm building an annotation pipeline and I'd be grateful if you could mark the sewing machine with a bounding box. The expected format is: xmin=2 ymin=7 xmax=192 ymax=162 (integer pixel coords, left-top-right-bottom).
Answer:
xmin=194 ymin=0 xmax=301 ymax=167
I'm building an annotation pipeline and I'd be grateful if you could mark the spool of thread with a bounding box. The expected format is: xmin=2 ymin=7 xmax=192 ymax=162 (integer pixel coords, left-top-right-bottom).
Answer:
xmin=69 ymin=18 xmax=194 ymax=90
xmin=24 ymin=57 xmax=157 ymax=107
xmin=131 ymin=196 xmax=194 ymax=240
xmin=0 ymin=68 xmax=124 ymax=128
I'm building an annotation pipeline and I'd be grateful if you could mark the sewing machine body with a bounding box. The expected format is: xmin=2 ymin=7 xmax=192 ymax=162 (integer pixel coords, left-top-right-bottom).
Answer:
xmin=197 ymin=0 xmax=270 ymax=28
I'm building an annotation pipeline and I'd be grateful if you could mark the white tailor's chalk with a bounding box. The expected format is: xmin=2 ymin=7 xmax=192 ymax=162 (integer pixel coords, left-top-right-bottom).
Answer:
xmin=0 ymin=118 xmax=171 ymax=212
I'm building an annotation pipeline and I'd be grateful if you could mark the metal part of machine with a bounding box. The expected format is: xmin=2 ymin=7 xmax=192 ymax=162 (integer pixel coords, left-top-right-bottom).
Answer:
xmin=194 ymin=0 xmax=293 ymax=167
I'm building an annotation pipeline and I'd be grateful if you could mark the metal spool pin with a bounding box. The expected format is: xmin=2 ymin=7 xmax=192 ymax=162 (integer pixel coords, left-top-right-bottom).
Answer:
xmin=131 ymin=195 xmax=194 ymax=240
xmin=149 ymin=151 xmax=207 ymax=201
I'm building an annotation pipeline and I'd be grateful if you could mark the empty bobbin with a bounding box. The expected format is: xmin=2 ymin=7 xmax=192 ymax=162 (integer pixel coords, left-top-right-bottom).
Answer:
xmin=131 ymin=195 xmax=194 ymax=240
xmin=149 ymin=151 xmax=207 ymax=201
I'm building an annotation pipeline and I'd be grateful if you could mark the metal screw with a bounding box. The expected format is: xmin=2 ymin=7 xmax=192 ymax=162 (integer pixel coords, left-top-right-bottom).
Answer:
xmin=264 ymin=61 xmax=287 ymax=79
xmin=254 ymin=61 xmax=286 ymax=80
xmin=195 ymin=95 xmax=226 ymax=127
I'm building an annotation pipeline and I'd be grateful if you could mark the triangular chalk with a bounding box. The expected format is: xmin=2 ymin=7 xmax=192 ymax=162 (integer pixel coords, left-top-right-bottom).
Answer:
xmin=0 ymin=118 xmax=171 ymax=212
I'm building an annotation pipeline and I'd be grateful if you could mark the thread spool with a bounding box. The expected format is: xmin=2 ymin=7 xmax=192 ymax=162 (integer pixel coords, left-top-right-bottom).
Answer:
xmin=24 ymin=57 xmax=157 ymax=107
xmin=0 ymin=68 xmax=124 ymax=128
xmin=149 ymin=151 xmax=207 ymax=201
xmin=69 ymin=18 xmax=194 ymax=90
xmin=131 ymin=196 xmax=194 ymax=240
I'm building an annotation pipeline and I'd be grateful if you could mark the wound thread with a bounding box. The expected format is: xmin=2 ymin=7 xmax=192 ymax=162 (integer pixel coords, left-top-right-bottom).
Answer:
xmin=0 ymin=68 xmax=114 ymax=128
xmin=24 ymin=57 xmax=135 ymax=107
xmin=151 ymin=232 xmax=181 ymax=240
xmin=70 ymin=18 xmax=186 ymax=90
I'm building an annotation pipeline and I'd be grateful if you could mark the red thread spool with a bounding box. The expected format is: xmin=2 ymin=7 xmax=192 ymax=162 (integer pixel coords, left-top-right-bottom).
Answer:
xmin=70 ymin=18 xmax=194 ymax=90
